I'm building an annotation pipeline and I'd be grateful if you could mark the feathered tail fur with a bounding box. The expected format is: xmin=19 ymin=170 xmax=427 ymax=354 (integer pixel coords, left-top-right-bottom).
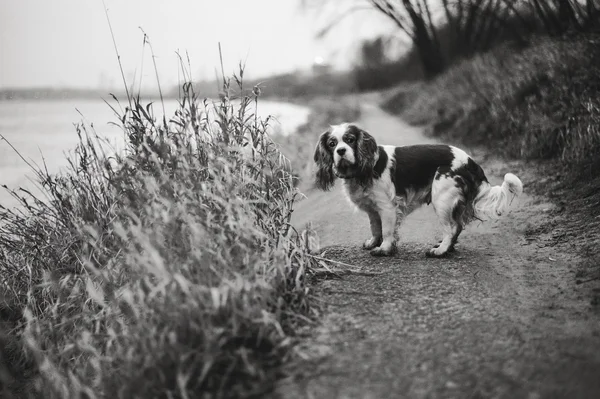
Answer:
xmin=473 ymin=173 xmax=523 ymax=220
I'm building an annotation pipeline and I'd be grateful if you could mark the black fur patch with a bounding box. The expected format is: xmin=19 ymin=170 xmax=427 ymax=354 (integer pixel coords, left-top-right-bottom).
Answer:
xmin=435 ymin=157 xmax=489 ymax=224
xmin=353 ymin=126 xmax=378 ymax=187
xmin=373 ymin=147 xmax=388 ymax=178
xmin=392 ymin=145 xmax=455 ymax=196
xmin=436 ymin=158 xmax=488 ymax=200
xmin=314 ymin=130 xmax=335 ymax=190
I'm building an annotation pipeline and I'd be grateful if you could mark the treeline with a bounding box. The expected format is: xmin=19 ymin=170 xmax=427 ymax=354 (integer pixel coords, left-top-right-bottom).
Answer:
xmin=354 ymin=0 xmax=600 ymax=90
xmin=185 ymin=70 xmax=357 ymax=101
xmin=0 ymin=87 xmax=116 ymax=101
xmin=190 ymin=0 xmax=600 ymax=99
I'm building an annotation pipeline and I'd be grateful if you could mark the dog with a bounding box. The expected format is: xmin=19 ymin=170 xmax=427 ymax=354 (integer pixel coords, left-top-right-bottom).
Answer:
xmin=313 ymin=123 xmax=523 ymax=257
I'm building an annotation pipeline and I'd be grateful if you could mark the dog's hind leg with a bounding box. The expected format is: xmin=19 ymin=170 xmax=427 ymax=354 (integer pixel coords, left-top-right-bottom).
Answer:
xmin=434 ymin=200 xmax=465 ymax=252
xmin=449 ymin=199 xmax=466 ymax=250
xmin=427 ymin=172 xmax=465 ymax=258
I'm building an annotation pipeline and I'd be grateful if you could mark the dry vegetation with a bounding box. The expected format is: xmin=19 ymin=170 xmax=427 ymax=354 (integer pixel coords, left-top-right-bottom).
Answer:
xmin=390 ymin=35 xmax=600 ymax=162
xmin=0 ymin=73 xmax=320 ymax=398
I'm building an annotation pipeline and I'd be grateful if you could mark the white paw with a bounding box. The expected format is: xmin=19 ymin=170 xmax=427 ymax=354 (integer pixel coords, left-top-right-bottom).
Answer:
xmin=363 ymin=236 xmax=382 ymax=250
xmin=370 ymin=242 xmax=395 ymax=257
xmin=426 ymin=247 xmax=448 ymax=258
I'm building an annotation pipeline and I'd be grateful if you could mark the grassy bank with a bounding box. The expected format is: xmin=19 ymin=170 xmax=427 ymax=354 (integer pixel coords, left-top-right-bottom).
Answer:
xmin=387 ymin=34 xmax=599 ymax=161
xmin=0 ymin=78 xmax=318 ymax=398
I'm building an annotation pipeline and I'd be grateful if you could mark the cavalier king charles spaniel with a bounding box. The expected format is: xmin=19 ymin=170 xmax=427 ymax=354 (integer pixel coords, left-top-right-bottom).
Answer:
xmin=314 ymin=123 xmax=523 ymax=257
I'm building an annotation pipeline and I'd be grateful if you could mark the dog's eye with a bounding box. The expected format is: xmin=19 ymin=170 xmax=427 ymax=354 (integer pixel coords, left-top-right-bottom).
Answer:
xmin=346 ymin=137 xmax=355 ymax=144
xmin=328 ymin=141 xmax=336 ymax=148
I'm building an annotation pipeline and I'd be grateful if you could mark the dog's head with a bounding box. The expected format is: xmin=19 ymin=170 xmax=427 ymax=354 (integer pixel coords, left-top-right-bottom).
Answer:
xmin=313 ymin=123 xmax=378 ymax=190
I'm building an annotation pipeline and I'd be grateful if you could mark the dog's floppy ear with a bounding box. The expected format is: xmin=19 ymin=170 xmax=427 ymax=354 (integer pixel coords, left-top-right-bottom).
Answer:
xmin=356 ymin=127 xmax=378 ymax=177
xmin=314 ymin=130 xmax=335 ymax=191
xmin=357 ymin=128 xmax=378 ymax=157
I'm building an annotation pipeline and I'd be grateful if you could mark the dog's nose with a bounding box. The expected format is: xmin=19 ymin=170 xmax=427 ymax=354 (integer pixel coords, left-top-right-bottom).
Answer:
xmin=337 ymin=148 xmax=346 ymax=156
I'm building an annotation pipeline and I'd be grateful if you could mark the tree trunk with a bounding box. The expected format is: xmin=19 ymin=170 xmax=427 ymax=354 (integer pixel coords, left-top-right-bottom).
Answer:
xmin=414 ymin=33 xmax=446 ymax=78
xmin=404 ymin=0 xmax=445 ymax=78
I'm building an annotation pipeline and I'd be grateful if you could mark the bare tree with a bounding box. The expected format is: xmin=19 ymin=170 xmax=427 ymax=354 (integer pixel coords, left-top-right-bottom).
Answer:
xmin=442 ymin=0 xmax=520 ymax=58
xmin=367 ymin=0 xmax=445 ymax=77
xmin=301 ymin=0 xmax=600 ymax=81
xmin=299 ymin=0 xmax=445 ymax=78
xmin=500 ymin=0 xmax=600 ymax=35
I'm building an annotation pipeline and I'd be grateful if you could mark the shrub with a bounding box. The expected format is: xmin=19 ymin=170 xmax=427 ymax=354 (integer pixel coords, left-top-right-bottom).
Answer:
xmin=0 ymin=75 xmax=317 ymax=398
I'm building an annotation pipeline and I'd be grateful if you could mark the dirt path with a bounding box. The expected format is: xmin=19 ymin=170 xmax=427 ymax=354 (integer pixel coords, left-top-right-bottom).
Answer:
xmin=278 ymin=103 xmax=600 ymax=398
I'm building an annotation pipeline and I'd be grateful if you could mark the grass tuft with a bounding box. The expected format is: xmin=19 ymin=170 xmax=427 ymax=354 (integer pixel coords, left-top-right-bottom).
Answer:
xmin=0 ymin=71 xmax=317 ymax=398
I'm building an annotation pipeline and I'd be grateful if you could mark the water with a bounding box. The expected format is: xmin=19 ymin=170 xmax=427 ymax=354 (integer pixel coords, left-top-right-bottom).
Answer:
xmin=0 ymin=98 xmax=310 ymax=208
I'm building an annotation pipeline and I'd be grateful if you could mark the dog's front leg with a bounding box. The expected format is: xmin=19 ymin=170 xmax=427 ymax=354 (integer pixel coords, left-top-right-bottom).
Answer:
xmin=363 ymin=210 xmax=383 ymax=250
xmin=370 ymin=205 xmax=397 ymax=256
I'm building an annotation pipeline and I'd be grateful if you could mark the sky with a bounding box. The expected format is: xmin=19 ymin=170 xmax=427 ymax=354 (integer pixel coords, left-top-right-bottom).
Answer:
xmin=0 ymin=0 xmax=402 ymax=90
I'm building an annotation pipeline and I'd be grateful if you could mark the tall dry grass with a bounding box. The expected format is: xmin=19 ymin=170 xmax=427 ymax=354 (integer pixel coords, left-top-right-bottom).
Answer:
xmin=386 ymin=34 xmax=600 ymax=165
xmin=0 ymin=67 xmax=318 ymax=398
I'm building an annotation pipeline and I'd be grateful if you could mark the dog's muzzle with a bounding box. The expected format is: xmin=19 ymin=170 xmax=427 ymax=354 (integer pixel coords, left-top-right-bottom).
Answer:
xmin=334 ymin=159 xmax=356 ymax=178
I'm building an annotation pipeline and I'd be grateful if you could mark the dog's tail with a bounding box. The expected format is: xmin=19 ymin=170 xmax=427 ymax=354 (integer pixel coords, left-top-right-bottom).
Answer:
xmin=473 ymin=173 xmax=523 ymax=221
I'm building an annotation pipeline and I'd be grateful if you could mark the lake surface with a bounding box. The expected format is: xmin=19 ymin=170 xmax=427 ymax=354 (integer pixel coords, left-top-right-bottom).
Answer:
xmin=0 ymin=98 xmax=310 ymax=208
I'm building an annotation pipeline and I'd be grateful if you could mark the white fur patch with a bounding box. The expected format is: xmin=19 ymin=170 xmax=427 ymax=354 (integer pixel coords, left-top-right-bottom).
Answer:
xmin=382 ymin=145 xmax=396 ymax=159
xmin=450 ymin=146 xmax=470 ymax=171
xmin=330 ymin=123 xmax=356 ymax=164
xmin=432 ymin=173 xmax=462 ymax=216
xmin=473 ymin=173 xmax=523 ymax=220
xmin=330 ymin=123 xmax=349 ymax=139
xmin=342 ymin=150 xmax=395 ymax=213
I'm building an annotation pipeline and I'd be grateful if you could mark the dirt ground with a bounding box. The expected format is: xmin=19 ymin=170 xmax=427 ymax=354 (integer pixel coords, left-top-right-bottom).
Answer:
xmin=276 ymin=102 xmax=600 ymax=398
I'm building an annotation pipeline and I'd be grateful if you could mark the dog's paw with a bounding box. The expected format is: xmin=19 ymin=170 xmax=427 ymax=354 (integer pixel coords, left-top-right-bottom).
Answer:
xmin=432 ymin=241 xmax=456 ymax=253
xmin=426 ymin=247 xmax=449 ymax=258
xmin=370 ymin=244 xmax=395 ymax=257
xmin=363 ymin=236 xmax=383 ymax=250
xmin=370 ymin=248 xmax=392 ymax=257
